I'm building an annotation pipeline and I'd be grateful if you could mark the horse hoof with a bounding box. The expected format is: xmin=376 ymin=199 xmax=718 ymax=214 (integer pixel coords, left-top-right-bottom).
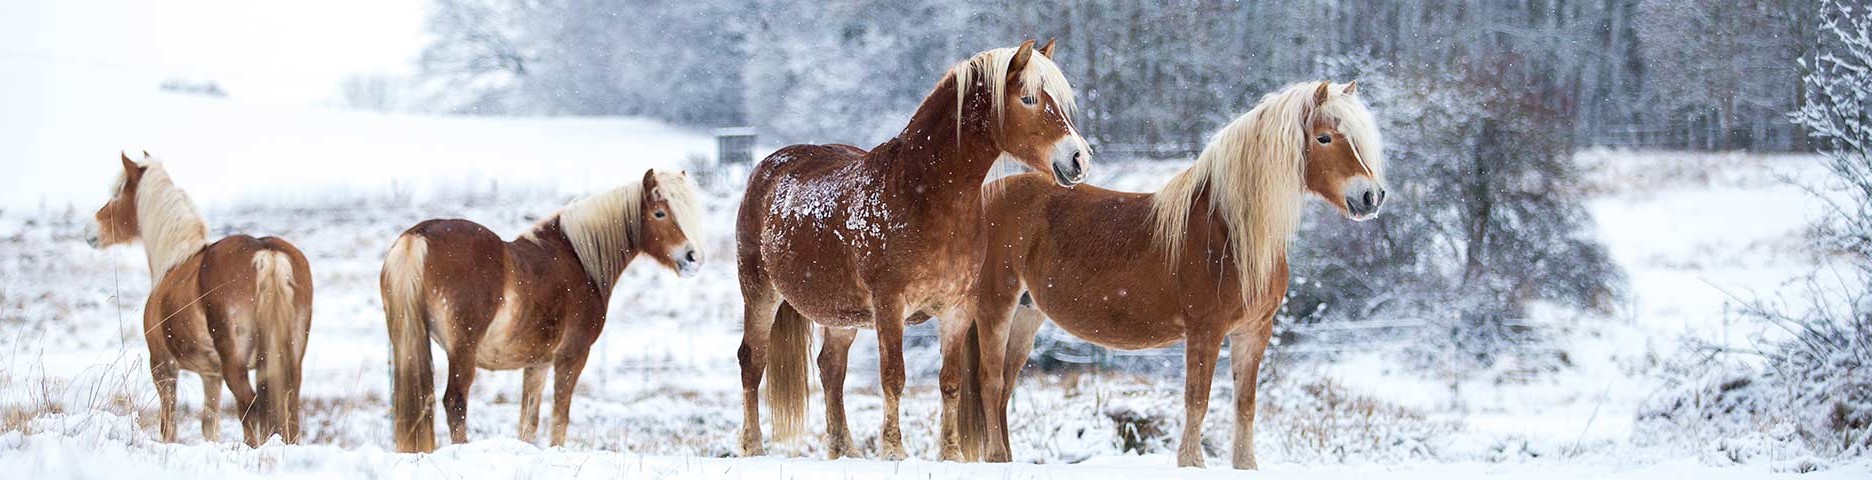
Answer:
xmin=739 ymin=439 xmax=766 ymax=457
xmin=826 ymin=438 xmax=858 ymax=460
xmin=880 ymin=445 xmax=909 ymax=461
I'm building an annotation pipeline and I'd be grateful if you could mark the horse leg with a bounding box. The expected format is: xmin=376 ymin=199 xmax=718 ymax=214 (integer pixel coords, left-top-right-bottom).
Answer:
xmin=1228 ymin=320 xmax=1273 ymax=470
xmin=199 ymin=373 xmax=223 ymax=443
xmin=150 ymin=354 xmax=179 ymax=443
xmin=937 ymin=307 xmax=972 ymax=462
xmin=518 ymin=365 xmax=547 ymax=443
xmin=547 ymin=347 xmax=592 ymax=447
xmin=873 ymin=297 xmax=909 ymax=460
xmin=441 ymin=343 xmax=479 ymax=445
xmin=1177 ymin=330 xmax=1225 ymax=468
xmin=970 ymin=286 xmax=1022 ymax=462
xmin=817 ymin=327 xmax=858 ymax=459
xmin=203 ymin=308 xmax=261 ymax=446
xmin=996 ymin=300 xmax=1046 ymax=453
xmin=736 ymin=287 xmax=780 ymax=456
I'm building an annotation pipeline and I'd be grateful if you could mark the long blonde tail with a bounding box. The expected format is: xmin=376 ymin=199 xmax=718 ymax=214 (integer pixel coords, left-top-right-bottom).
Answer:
xmin=957 ymin=321 xmax=986 ymax=460
xmin=381 ymin=235 xmax=437 ymax=453
xmin=765 ymin=301 xmax=812 ymax=442
xmin=251 ymin=249 xmax=303 ymax=443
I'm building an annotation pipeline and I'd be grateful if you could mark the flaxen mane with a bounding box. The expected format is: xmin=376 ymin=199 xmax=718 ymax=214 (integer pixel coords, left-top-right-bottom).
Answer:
xmin=556 ymin=170 xmax=707 ymax=291
xmin=950 ymin=46 xmax=1078 ymax=135
xmin=118 ymin=161 xmax=209 ymax=281
xmin=1149 ymin=81 xmax=1383 ymax=298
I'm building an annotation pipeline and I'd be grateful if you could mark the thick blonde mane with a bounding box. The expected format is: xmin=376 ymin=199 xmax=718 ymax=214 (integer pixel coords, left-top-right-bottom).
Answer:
xmin=951 ymin=46 xmax=1077 ymax=134
xmin=123 ymin=161 xmax=209 ymax=282
xmin=1149 ymin=81 xmax=1382 ymax=299
xmin=557 ymin=170 xmax=707 ymax=291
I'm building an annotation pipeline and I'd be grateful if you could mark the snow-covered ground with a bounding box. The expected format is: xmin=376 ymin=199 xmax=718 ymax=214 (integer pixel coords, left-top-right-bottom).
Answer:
xmin=3 ymin=83 xmax=1870 ymax=477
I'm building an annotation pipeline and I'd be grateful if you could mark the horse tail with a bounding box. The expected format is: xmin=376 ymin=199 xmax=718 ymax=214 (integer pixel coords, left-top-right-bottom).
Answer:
xmin=765 ymin=301 xmax=812 ymax=442
xmin=957 ymin=318 xmax=987 ymax=460
xmin=250 ymin=248 xmax=304 ymax=444
xmin=382 ymin=234 xmax=437 ymax=453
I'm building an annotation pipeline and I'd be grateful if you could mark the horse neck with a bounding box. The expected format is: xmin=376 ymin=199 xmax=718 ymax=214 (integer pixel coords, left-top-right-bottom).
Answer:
xmin=135 ymin=170 xmax=210 ymax=282
xmin=1145 ymin=147 xmax=1295 ymax=296
xmin=538 ymin=209 xmax=638 ymax=297
xmin=872 ymin=76 xmax=1003 ymax=197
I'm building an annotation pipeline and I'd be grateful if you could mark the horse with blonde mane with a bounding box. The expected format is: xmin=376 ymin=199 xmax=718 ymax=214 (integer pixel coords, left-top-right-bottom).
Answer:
xmin=381 ymin=169 xmax=707 ymax=452
xmin=961 ymin=81 xmax=1388 ymax=468
xmin=85 ymin=152 xmax=314 ymax=447
xmin=736 ymin=39 xmax=1090 ymax=460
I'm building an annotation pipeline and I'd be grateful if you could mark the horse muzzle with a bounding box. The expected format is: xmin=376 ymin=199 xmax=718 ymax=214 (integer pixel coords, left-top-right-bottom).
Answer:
xmin=675 ymin=248 xmax=703 ymax=277
xmin=82 ymin=222 xmax=102 ymax=248
xmin=1344 ymin=178 xmax=1386 ymax=221
xmin=1050 ymin=141 xmax=1090 ymax=187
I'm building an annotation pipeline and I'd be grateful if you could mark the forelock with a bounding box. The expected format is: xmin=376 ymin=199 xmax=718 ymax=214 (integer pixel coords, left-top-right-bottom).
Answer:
xmin=651 ymin=171 xmax=709 ymax=256
xmin=1319 ymin=85 xmax=1385 ymax=178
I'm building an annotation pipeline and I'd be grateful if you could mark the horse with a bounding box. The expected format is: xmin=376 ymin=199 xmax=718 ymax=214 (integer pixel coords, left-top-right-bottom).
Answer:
xmin=84 ymin=152 xmax=314 ymax=447
xmin=735 ymin=39 xmax=1090 ymax=460
xmin=381 ymin=169 xmax=707 ymax=453
xmin=961 ymin=81 xmax=1388 ymax=468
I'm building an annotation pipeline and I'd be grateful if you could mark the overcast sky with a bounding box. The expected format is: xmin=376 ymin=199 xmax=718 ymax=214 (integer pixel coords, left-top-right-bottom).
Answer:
xmin=0 ymin=0 xmax=430 ymax=107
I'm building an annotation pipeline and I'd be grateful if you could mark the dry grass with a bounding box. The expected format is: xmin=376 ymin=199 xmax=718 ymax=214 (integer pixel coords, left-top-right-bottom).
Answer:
xmin=1261 ymin=377 xmax=1451 ymax=461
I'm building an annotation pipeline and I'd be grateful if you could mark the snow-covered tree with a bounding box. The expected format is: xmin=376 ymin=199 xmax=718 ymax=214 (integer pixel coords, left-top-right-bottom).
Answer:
xmin=1648 ymin=0 xmax=1872 ymax=460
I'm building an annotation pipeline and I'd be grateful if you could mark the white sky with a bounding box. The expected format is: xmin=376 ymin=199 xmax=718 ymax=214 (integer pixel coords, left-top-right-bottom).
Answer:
xmin=0 ymin=0 xmax=431 ymax=107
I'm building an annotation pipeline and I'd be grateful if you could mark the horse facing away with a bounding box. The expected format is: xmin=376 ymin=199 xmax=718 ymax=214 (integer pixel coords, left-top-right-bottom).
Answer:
xmin=736 ymin=39 xmax=1090 ymax=460
xmin=383 ymin=169 xmax=707 ymax=453
xmin=85 ymin=152 xmax=314 ymax=447
xmin=961 ymin=81 xmax=1388 ymax=468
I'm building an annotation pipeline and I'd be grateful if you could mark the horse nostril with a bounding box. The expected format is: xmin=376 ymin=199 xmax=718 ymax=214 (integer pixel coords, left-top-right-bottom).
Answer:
xmin=1363 ymin=190 xmax=1376 ymax=208
xmin=1377 ymin=189 xmax=1387 ymax=205
xmin=685 ymin=250 xmax=698 ymax=263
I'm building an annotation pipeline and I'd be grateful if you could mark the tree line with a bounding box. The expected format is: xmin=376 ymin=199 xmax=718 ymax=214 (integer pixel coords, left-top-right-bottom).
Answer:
xmin=414 ymin=0 xmax=1820 ymax=153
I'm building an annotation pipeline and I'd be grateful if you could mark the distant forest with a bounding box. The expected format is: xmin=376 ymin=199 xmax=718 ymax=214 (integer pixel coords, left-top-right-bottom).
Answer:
xmin=407 ymin=0 xmax=1820 ymax=154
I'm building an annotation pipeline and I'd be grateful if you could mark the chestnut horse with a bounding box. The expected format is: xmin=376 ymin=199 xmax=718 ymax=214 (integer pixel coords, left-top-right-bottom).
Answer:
xmin=85 ymin=152 xmax=314 ymax=447
xmin=736 ymin=39 xmax=1089 ymax=460
xmin=383 ymin=169 xmax=706 ymax=452
xmin=963 ymin=81 xmax=1388 ymax=468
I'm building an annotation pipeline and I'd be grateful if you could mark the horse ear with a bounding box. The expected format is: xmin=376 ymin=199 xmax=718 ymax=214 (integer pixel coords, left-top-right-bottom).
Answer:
xmin=1039 ymin=38 xmax=1057 ymax=58
xmin=141 ymin=150 xmax=151 ymax=159
xmin=642 ymin=169 xmax=667 ymax=202
xmin=1343 ymin=80 xmax=1358 ymax=95
xmin=1007 ymin=40 xmax=1036 ymax=81
xmin=1313 ymin=81 xmax=1331 ymax=106
xmin=120 ymin=151 xmax=137 ymax=172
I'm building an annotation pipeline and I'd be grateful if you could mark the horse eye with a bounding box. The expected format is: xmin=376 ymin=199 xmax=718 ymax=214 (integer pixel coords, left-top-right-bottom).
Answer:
xmin=1020 ymin=95 xmax=1037 ymax=106
xmin=1316 ymin=134 xmax=1332 ymax=144
xmin=654 ymin=210 xmax=667 ymax=219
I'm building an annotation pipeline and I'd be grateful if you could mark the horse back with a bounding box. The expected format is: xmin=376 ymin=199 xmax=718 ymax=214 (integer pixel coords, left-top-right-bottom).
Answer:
xmin=736 ymin=144 xmax=867 ymax=239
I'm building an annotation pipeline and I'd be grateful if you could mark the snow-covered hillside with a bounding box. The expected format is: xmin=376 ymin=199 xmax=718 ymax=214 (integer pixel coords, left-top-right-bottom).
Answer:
xmin=2 ymin=84 xmax=1869 ymax=478
xmin=0 ymin=60 xmax=718 ymax=210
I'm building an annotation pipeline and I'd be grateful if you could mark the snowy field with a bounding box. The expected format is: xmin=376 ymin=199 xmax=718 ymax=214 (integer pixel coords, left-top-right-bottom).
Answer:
xmin=3 ymin=89 xmax=1871 ymax=478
